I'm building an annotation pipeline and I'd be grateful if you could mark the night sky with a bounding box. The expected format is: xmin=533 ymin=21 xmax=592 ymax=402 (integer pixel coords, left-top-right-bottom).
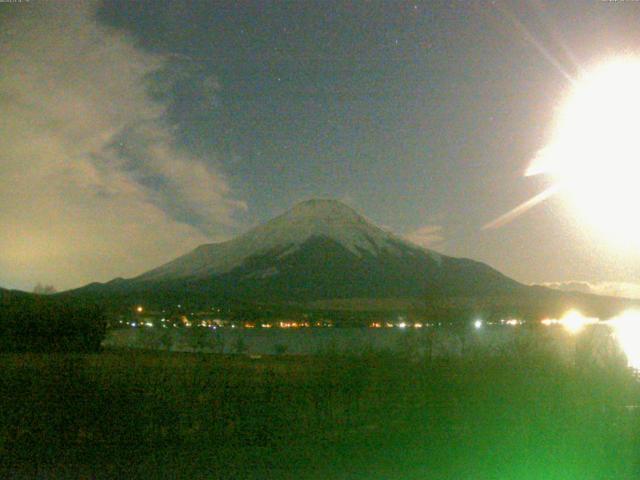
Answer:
xmin=2 ymin=0 xmax=640 ymax=295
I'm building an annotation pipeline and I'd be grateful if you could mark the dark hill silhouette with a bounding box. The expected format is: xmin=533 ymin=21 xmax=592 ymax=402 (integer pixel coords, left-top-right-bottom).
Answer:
xmin=0 ymin=288 xmax=106 ymax=352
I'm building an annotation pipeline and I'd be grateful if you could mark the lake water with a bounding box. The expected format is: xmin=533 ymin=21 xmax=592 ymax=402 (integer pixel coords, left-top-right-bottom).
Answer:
xmin=102 ymin=325 xmax=619 ymax=364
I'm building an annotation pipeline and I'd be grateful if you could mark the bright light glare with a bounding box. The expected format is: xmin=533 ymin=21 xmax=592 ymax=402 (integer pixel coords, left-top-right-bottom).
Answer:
xmin=559 ymin=310 xmax=596 ymax=334
xmin=474 ymin=319 xmax=483 ymax=330
xmin=529 ymin=57 xmax=640 ymax=247
xmin=607 ymin=310 xmax=640 ymax=370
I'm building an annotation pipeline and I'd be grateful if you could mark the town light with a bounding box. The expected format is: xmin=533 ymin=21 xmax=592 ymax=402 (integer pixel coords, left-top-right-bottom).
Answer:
xmin=560 ymin=310 xmax=595 ymax=335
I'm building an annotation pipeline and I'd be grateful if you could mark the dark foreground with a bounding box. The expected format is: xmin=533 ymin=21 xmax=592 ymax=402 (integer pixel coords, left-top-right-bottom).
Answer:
xmin=1 ymin=349 xmax=639 ymax=479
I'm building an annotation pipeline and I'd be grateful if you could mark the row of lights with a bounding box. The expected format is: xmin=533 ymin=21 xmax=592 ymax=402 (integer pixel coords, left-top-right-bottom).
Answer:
xmin=131 ymin=305 xmax=640 ymax=369
xmin=134 ymin=306 xmax=639 ymax=357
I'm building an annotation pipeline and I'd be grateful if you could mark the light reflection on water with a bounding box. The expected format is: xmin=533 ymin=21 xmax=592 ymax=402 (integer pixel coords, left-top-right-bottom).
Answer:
xmin=606 ymin=310 xmax=640 ymax=371
xmin=540 ymin=309 xmax=640 ymax=371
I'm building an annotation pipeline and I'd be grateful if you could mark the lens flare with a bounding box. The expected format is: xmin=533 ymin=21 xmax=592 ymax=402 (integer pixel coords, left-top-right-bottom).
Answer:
xmin=529 ymin=56 xmax=640 ymax=248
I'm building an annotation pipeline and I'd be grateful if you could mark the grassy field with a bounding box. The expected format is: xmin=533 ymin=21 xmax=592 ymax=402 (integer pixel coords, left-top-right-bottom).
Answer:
xmin=0 ymin=348 xmax=639 ymax=479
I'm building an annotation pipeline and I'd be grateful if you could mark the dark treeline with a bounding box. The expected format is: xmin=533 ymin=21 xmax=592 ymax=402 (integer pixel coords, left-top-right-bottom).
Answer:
xmin=1 ymin=350 xmax=638 ymax=478
xmin=0 ymin=289 xmax=106 ymax=352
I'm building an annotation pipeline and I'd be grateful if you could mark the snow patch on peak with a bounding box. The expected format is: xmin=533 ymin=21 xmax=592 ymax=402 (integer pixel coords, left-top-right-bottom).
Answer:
xmin=284 ymin=199 xmax=364 ymax=222
xmin=246 ymin=199 xmax=410 ymax=257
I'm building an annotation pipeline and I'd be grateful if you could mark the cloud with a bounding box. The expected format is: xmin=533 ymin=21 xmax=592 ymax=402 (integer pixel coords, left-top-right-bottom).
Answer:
xmin=405 ymin=225 xmax=445 ymax=249
xmin=0 ymin=2 xmax=245 ymax=290
xmin=539 ymin=281 xmax=640 ymax=300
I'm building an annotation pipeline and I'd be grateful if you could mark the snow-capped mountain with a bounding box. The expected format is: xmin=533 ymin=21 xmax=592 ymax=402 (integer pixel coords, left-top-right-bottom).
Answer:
xmin=65 ymin=198 xmax=640 ymax=318
xmin=136 ymin=199 xmax=442 ymax=282
xmin=68 ymin=199 xmax=541 ymax=310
